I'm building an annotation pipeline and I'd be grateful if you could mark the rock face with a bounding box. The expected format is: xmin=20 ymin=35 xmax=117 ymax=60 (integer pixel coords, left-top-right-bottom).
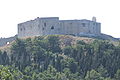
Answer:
xmin=18 ymin=17 xmax=101 ymax=38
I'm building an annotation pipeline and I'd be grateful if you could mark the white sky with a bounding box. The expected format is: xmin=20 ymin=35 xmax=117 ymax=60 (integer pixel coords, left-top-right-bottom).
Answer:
xmin=0 ymin=0 xmax=120 ymax=38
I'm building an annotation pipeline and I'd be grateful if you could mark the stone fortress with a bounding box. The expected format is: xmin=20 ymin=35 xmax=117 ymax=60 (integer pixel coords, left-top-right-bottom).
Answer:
xmin=18 ymin=17 xmax=101 ymax=38
xmin=0 ymin=17 xmax=101 ymax=47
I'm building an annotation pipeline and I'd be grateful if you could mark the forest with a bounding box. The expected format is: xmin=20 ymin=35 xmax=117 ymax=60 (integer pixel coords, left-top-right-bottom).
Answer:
xmin=0 ymin=35 xmax=120 ymax=80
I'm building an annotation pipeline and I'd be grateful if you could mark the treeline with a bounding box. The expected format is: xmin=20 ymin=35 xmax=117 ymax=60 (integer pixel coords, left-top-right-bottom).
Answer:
xmin=0 ymin=35 xmax=120 ymax=80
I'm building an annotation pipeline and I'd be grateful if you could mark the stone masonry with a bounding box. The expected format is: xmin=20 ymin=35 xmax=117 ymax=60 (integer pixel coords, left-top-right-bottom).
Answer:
xmin=18 ymin=17 xmax=101 ymax=38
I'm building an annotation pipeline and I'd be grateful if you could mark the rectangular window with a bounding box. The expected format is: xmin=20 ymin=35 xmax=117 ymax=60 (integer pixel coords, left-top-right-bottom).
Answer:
xmin=44 ymin=23 xmax=46 ymax=27
xmin=82 ymin=23 xmax=86 ymax=27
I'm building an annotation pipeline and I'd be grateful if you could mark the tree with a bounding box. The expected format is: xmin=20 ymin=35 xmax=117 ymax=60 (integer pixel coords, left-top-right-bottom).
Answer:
xmin=47 ymin=35 xmax=61 ymax=53
xmin=11 ymin=38 xmax=27 ymax=70
xmin=115 ymin=69 xmax=120 ymax=80
xmin=2 ymin=51 xmax=9 ymax=65
xmin=85 ymin=69 xmax=104 ymax=80
xmin=97 ymin=65 xmax=108 ymax=78
xmin=0 ymin=50 xmax=2 ymax=64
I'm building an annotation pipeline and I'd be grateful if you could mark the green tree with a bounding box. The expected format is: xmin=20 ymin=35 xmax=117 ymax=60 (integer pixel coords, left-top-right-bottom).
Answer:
xmin=2 ymin=51 xmax=9 ymax=65
xmin=115 ymin=69 xmax=120 ymax=80
xmin=85 ymin=69 xmax=104 ymax=80
xmin=11 ymin=38 xmax=27 ymax=70
xmin=47 ymin=35 xmax=61 ymax=53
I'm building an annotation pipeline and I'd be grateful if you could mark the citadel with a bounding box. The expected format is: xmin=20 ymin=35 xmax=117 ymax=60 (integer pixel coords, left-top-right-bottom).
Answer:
xmin=0 ymin=17 xmax=102 ymax=46
xmin=18 ymin=17 xmax=101 ymax=38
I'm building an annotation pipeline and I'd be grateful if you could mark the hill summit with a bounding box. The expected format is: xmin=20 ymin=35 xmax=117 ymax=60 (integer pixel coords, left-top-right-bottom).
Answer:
xmin=0 ymin=35 xmax=120 ymax=79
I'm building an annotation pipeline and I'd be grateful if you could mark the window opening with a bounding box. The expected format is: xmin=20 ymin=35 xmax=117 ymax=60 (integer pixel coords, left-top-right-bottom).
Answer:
xmin=42 ymin=28 xmax=44 ymax=30
xmin=51 ymin=26 xmax=54 ymax=29
xmin=82 ymin=23 xmax=86 ymax=27
xmin=44 ymin=23 xmax=46 ymax=27
xmin=20 ymin=28 xmax=22 ymax=31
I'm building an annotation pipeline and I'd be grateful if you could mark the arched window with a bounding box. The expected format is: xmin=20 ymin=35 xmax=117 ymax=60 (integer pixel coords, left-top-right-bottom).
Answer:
xmin=6 ymin=42 xmax=10 ymax=45
xmin=51 ymin=26 xmax=54 ymax=29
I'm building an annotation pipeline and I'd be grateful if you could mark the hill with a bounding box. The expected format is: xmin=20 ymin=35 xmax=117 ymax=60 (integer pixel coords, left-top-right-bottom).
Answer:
xmin=0 ymin=35 xmax=120 ymax=80
xmin=0 ymin=35 xmax=119 ymax=52
xmin=0 ymin=35 xmax=94 ymax=52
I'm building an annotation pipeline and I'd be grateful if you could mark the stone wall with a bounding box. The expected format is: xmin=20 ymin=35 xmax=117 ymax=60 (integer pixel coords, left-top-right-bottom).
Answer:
xmin=0 ymin=35 xmax=17 ymax=47
xmin=40 ymin=17 xmax=60 ymax=35
xmin=59 ymin=19 xmax=101 ymax=35
xmin=18 ymin=18 xmax=41 ymax=38
xmin=18 ymin=17 xmax=61 ymax=38
xmin=18 ymin=17 xmax=101 ymax=38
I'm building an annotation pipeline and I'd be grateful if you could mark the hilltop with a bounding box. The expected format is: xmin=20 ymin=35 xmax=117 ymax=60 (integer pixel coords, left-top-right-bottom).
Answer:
xmin=0 ymin=35 xmax=119 ymax=52
xmin=0 ymin=35 xmax=120 ymax=79
xmin=0 ymin=35 xmax=93 ymax=52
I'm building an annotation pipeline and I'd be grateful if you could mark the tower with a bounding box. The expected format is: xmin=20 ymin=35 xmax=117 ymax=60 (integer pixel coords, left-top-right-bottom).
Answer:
xmin=92 ymin=16 xmax=96 ymax=22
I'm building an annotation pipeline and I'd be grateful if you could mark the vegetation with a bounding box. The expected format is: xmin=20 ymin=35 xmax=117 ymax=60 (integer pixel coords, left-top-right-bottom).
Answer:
xmin=0 ymin=35 xmax=120 ymax=80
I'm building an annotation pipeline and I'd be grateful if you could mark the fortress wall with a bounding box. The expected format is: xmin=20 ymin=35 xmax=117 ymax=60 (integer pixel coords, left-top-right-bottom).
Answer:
xmin=60 ymin=20 xmax=90 ymax=35
xmin=18 ymin=21 xmax=33 ymax=37
xmin=59 ymin=21 xmax=65 ymax=34
xmin=96 ymin=23 xmax=101 ymax=35
xmin=60 ymin=20 xmax=79 ymax=35
xmin=78 ymin=20 xmax=90 ymax=34
xmin=0 ymin=17 xmax=101 ymax=47
xmin=18 ymin=17 xmax=101 ymax=38
xmin=89 ymin=21 xmax=95 ymax=34
xmin=88 ymin=21 xmax=101 ymax=35
xmin=18 ymin=18 xmax=41 ymax=38
xmin=40 ymin=17 xmax=60 ymax=35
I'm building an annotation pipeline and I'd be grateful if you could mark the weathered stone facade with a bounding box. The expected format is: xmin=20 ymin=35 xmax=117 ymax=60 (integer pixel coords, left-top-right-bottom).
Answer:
xmin=18 ymin=17 xmax=101 ymax=38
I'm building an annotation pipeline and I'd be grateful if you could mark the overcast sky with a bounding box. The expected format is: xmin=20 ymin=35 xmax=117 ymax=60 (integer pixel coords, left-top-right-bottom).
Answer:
xmin=0 ymin=0 xmax=120 ymax=38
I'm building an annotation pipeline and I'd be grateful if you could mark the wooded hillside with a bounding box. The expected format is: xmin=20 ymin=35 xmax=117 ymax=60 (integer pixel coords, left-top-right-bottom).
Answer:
xmin=0 ymin=35 xmax=120 ymax=80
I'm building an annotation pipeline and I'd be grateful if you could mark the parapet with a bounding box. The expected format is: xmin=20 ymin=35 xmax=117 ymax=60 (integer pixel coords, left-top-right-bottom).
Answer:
xmin=40 ymin=17 xmax=59 ymax=19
